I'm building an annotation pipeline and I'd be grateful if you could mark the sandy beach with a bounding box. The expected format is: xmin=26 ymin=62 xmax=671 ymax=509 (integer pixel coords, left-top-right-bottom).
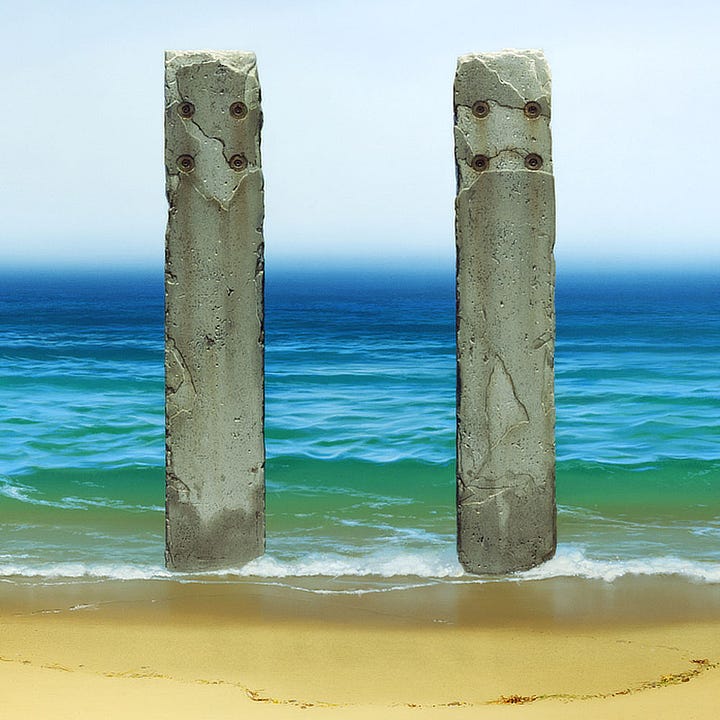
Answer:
xmin=1 ymin=577 xmax=719 ymax=719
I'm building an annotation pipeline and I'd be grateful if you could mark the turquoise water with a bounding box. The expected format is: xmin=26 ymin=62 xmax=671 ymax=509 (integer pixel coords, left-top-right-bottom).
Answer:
xmin=0 ymin=268 xmax=718 ymax=589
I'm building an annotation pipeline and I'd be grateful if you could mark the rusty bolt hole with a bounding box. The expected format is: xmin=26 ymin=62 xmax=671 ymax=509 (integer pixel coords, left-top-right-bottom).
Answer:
xmin=470 ymin=154 xmax=489 ymax=172
xmin=230 ymin=102 xmax=248 ymax=119
xmin=229 ymin=154 xmax=248 ymax=171
xmin=524 ymin=153 xmax=543 ymax=170
xmin=472 ymin=100 xmax=490 ymax=118
xmin=177 ymin=155 xmax=195 ymax=173
xmin=177 ymin=102 xmax=195 ymax=119
xmin=524 ymin=101 xmax=542 ymax=119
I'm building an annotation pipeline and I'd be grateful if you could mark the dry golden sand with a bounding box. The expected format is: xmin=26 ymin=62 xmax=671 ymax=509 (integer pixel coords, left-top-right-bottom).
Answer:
xmin=1 ymin=577 xmax=719 ymax=719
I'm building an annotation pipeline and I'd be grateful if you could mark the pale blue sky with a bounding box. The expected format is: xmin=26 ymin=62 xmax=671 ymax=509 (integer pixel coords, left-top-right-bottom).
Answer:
xmin=1 ymin=0 xmax=718 ymax=269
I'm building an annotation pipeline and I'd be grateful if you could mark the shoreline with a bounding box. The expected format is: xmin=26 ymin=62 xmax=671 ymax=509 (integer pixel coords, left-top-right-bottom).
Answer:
xmin=1 ymin=576 xmax=719 ymax=718
xmin=3 ymin=574 xmax=720 ymax=628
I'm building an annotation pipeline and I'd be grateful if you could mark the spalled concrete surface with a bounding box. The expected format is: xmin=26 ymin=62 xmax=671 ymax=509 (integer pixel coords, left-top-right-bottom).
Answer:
xmin=164 ymin=51 xmax=265 ymax=570
xmin=454 ymin=50 xmax=556 ymax=574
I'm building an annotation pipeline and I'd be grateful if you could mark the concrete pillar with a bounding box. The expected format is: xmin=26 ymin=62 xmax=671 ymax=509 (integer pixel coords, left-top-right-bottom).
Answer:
xmin=454 ymin=50 xmax=556 ymax=574
xmin=164 ymin=51 xmax=265 ymax=571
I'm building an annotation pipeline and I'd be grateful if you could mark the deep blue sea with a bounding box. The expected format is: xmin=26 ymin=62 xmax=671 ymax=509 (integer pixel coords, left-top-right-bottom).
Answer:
xmin=1 ymin=267 xmax=718 ymax=591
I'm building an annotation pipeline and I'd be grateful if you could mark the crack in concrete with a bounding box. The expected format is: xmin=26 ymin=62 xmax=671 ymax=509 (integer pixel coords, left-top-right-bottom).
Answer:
xmin=532 ymin=330 xmax=553 ymax=350
xmin=185 ymin=111 xmax=229 ymax=160
xmin=476 ymin=57 xmax=526 ymax=106
xmin=166 ymin=471 xmax=191 ymax=503
xmin=165 ymin=336 xmax=197 ymax=423
xmin=486 ymin=355 xmax=529 ymax=452
xmin=457 ymin=97 xmax=550 ymax=118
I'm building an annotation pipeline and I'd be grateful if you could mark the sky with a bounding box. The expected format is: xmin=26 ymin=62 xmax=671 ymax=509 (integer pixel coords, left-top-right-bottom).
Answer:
xmin=1 ymin=0 xmax=718 ymax=271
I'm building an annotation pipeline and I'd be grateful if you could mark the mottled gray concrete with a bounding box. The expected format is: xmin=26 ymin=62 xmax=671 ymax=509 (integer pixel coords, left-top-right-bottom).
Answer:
xmin=164 ymin=51 xmax=265 ymax=571
xmin=454 ymin=50 xmax=556 ymax=574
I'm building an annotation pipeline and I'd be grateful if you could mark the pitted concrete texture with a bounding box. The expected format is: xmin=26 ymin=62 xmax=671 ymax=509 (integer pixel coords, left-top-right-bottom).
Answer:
xmin=164 ymin=51 xmax=265 ymax=571
xmin=454 ymin=50 xmax=556 ymax=574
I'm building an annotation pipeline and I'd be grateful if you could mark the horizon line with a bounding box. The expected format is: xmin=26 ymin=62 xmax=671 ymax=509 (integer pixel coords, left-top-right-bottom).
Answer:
xmin=1 ymin=260 xmax=719 ymax=279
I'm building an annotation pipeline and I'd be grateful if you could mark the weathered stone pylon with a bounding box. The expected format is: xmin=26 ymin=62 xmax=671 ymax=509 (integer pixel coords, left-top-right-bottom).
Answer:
xmin=164 ymin=51 xmax=265 ymax=571
xmin=454 ymin=50 xmax=556 ymax=574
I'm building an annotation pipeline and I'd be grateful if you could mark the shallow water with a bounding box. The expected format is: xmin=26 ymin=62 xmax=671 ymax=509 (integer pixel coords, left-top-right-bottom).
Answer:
xmin=0 ymin=267 xmax=718 ymax=590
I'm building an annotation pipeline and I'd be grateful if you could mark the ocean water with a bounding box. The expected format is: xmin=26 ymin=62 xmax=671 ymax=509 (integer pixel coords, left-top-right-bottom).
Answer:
xmin=0 ymin=267 xmax=718 ymax=591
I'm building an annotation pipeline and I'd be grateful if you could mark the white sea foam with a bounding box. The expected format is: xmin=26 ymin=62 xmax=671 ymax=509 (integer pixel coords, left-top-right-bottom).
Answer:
xmin=691 ymin=526 xmax=720 ymax=539
xmin=0 ymin=477 xmax=161 ymax=513
xmin=0 ymin=563 xmax=173 ymax=581
xmin=234 ymin=550 xmax=465 ymax=579
xmin=1 ymin=546 xmax=719 ymax=587
xmin=517 ymin=547 xmax=720 ymax=583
